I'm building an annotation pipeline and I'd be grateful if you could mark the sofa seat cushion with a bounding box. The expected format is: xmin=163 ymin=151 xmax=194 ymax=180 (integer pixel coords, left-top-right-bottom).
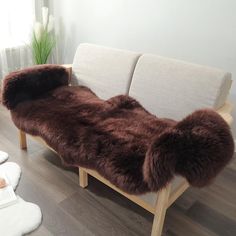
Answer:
xmin=129 ymin=54 xmax=232 ymax=119
xmin=72 ymin=43 xmax=140 ymax=99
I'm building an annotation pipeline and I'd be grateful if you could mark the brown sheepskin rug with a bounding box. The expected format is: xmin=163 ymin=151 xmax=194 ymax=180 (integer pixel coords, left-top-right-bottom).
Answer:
xmin=1 ymin=65 xmax=235 ymax=194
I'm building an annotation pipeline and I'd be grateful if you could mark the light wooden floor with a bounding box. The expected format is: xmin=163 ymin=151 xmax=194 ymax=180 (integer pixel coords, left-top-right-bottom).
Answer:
xmin=0 ymin=104 xmax=235 ymax=236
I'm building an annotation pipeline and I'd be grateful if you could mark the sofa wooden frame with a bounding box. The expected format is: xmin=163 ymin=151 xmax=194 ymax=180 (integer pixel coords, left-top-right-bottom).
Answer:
xmin=18 ymin=65 xmax=234 ymax=236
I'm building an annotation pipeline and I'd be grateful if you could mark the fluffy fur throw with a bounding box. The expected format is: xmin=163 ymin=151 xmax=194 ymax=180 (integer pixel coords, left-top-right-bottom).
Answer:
xmin=1 ymin=65 xmax=235 ymax=194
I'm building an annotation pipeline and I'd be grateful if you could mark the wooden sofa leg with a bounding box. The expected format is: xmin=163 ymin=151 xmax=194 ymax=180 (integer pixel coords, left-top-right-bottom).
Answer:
xmin=79 ymin=167 xmax=88 ymax=188
xmin=151 ymin=184 xmax=171 ymax=236
xmin=19 ymin=130 xmax=27 ymax=150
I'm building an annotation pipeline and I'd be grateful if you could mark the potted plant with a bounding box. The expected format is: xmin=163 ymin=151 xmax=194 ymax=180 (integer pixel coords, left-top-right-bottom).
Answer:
xmin=31 ymin=7 xmax=55 ymax=64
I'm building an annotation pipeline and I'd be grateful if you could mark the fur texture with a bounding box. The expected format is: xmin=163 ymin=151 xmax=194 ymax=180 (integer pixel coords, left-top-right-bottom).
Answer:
xmin=1 ymin=66 xmax=235 ymax=194
xmin=1 ymin=64 xmax=69 ymax=109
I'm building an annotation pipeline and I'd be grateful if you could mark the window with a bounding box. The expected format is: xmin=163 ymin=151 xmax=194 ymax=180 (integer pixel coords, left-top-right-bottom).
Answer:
xmin=0 ymin=0 xmax=35 ymax=49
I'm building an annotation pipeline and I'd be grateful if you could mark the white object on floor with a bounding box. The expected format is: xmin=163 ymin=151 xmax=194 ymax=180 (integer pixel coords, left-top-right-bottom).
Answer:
xmin=0 ymin=196 xmax=42 ymax=236
xmin=0 ymin=172 xmax=18 ymax=209
xmin=0 ymin=151 xmax=9 ymax=164
xmin=0 ymin=162 xmax=21 ymax=190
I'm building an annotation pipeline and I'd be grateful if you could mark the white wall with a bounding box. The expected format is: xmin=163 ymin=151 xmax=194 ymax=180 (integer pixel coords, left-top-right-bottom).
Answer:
xmin=50 ymin=0 xmax=236 ymax=136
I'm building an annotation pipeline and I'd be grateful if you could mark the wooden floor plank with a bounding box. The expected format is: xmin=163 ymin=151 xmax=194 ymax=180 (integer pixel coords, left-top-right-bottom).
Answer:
xmin=80 ymin=176 xmax=153 ymax=235
xmin=59 ymin=190 xmax=139 ymax=236
xmin=187 ymin=201 xmax=236 ymax=236
xmin=166 ymin=205 xmax=218 ymax=236
xmin=17 ymin=174 xmax=95 ymax=236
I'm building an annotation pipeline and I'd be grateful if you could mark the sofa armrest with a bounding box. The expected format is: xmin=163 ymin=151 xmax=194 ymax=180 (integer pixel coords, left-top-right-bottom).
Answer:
xmin=62 ymin=64 xmax=72 ymax=84
xmin=216 ymin=101 xmax=234 ymax=126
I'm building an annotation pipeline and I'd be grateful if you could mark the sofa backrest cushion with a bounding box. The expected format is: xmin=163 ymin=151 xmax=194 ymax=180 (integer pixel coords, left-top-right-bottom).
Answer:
xmin=72 ymin=43 xmax=140 ymax=99
xmin=129 ymin=54 xmax=232 ymax=119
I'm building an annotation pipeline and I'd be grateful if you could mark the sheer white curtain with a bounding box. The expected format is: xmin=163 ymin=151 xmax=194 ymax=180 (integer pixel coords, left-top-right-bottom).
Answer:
xmin=0 ymin=0 xmax=36 ymax=80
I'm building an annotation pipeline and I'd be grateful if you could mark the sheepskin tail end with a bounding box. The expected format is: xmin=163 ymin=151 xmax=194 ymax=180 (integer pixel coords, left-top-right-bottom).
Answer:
xmin=143 ymin=109 xmax=235 ymax=191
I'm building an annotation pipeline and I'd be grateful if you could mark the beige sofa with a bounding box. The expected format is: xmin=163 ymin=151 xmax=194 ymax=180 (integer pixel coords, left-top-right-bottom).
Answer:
xmin=20 ymin=43 xmax=233 ymax=236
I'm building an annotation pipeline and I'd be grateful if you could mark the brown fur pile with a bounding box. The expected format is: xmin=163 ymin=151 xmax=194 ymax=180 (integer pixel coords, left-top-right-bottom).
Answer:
xmin=1 ymin=65 xmax=235 ymax=194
